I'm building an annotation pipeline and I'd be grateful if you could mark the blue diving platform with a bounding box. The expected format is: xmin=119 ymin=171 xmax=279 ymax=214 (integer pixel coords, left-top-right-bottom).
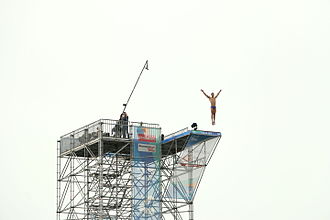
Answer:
xmin=161 ymin=128 xmax=221 ymax=156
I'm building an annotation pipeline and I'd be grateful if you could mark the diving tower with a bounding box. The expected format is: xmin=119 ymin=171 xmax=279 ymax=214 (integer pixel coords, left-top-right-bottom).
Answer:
xmin=57 ymin=119 xmax=221 ymax=220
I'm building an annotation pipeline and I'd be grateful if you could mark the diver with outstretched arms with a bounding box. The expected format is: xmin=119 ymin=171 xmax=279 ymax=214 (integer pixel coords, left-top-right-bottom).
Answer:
xmin=201 ymin=89 xmax=222 ymax=125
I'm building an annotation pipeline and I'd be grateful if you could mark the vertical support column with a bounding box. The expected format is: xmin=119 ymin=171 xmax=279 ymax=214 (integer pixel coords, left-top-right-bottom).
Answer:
xmin=115 ymin=154 xmax=118 ymax=219
xmin=188 ymin=145 xmax=193 ymax=200
xmin=56 ymin=140 xmax=61 ymax=220
xmin=98 ymin=122 xmax=103 ymax=220
xmin=70 ymin=134 xmax=74 ymax=218
xmin=189 ymin=203 xmax=194 ymax=220
xmin=84 ymin=129 xmax=90 ymax=220
xmin=174 ymin=140 xmax=178 ymax=220
xmin=188 ymin=142 xmax=194 ymax=220
xmin=86 ymin=154 xmax=90 ymax=220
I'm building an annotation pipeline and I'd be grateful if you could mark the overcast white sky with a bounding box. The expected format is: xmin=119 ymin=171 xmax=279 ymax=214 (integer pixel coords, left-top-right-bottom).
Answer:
xmin=1 ymin=0 xmax=330 ymax=219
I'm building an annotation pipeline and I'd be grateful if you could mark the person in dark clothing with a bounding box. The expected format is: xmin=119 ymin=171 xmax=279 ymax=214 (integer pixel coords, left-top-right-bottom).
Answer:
xmin=120 ymin=112 xmax=129 ymax=138
xmin=112 ymin=120 xmax=122 ymax=138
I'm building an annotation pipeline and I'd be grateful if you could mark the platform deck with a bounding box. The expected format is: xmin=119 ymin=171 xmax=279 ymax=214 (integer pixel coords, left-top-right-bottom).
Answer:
xmin=60 ymin=129 xmax=221 ymax=158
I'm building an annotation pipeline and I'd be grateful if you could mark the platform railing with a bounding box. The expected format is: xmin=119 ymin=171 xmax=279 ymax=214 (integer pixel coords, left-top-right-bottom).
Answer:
xmin=59 ymin=119 xmax=160 ymax=154
xmin=164 ymin=127 xmax=189 ymax=141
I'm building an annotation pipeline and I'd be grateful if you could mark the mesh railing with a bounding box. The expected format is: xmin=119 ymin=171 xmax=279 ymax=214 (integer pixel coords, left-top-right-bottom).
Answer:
xmin=60 ymin=119 xmax=160 ymax=154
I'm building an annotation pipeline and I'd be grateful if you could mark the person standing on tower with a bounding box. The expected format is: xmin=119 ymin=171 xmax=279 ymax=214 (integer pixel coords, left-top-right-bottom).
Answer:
xmin=201 ymin=89 xmax=222 ymax=125
xmin=120 ymin=112 xmax=129 ymax=138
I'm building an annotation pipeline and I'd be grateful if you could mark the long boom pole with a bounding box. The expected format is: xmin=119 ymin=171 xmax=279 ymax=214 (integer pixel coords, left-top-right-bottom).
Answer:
xmin=122 ymin=60 xmax=149 ymax=113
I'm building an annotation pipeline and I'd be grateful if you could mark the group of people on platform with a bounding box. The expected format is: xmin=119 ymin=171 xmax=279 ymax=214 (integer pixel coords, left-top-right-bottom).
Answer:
xmin=112 ymin=112 xmax=129 ymax=139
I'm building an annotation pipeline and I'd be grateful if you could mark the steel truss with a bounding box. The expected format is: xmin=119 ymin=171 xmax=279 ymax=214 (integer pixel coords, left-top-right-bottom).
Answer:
xmin=57 ymin=120 xmax=221 ymax=220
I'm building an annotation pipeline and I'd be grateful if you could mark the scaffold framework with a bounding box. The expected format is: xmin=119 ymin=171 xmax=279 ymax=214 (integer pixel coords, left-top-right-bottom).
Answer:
xmin=57 ymin=119 xmax=221 ymax=220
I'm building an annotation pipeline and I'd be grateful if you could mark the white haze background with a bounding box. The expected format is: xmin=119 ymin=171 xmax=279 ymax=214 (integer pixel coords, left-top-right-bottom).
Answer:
xmin=0 ymin=0 xmax=330 ymax=219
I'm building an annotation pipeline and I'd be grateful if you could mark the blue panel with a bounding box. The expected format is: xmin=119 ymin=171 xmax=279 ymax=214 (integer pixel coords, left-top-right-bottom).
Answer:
xmin=132 ymin=126 xmax=161 ymax=220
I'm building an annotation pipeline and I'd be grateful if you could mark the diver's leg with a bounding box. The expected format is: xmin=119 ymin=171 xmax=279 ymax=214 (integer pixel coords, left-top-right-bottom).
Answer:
xmin=211 ymin=108 xmax=216 ymax=125
xmin=210 ymin=110 xmax=213 ymax=125
xmin=213 ymin=112 xmax=216 ymax=125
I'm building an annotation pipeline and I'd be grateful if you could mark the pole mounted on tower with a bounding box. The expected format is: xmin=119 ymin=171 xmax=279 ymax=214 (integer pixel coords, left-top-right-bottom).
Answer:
xmin=122 ymin=60 xmax=149 ymax=113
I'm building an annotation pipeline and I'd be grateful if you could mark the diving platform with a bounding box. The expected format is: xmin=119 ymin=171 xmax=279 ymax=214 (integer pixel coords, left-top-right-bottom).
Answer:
xmin=59 ymin=119 xmax=221 ymax=158
xmin=161 ymin=128 xmax=221 ymax=156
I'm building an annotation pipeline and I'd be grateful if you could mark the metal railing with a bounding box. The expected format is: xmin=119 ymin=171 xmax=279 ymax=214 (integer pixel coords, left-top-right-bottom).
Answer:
xmin=164 ymin=127 xmax=189 ymax=141
xmin=59 ymin=119 xmax=161 ymax=154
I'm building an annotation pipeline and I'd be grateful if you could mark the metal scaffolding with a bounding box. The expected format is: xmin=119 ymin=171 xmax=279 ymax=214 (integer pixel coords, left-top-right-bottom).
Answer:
xmin=57 ymin=119 xmax=221 ymax=220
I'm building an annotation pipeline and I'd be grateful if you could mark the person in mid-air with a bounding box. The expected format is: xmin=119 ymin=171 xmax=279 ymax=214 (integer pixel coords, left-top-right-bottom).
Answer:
xmin=201 ymin=89 xmax=222 ymax=125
